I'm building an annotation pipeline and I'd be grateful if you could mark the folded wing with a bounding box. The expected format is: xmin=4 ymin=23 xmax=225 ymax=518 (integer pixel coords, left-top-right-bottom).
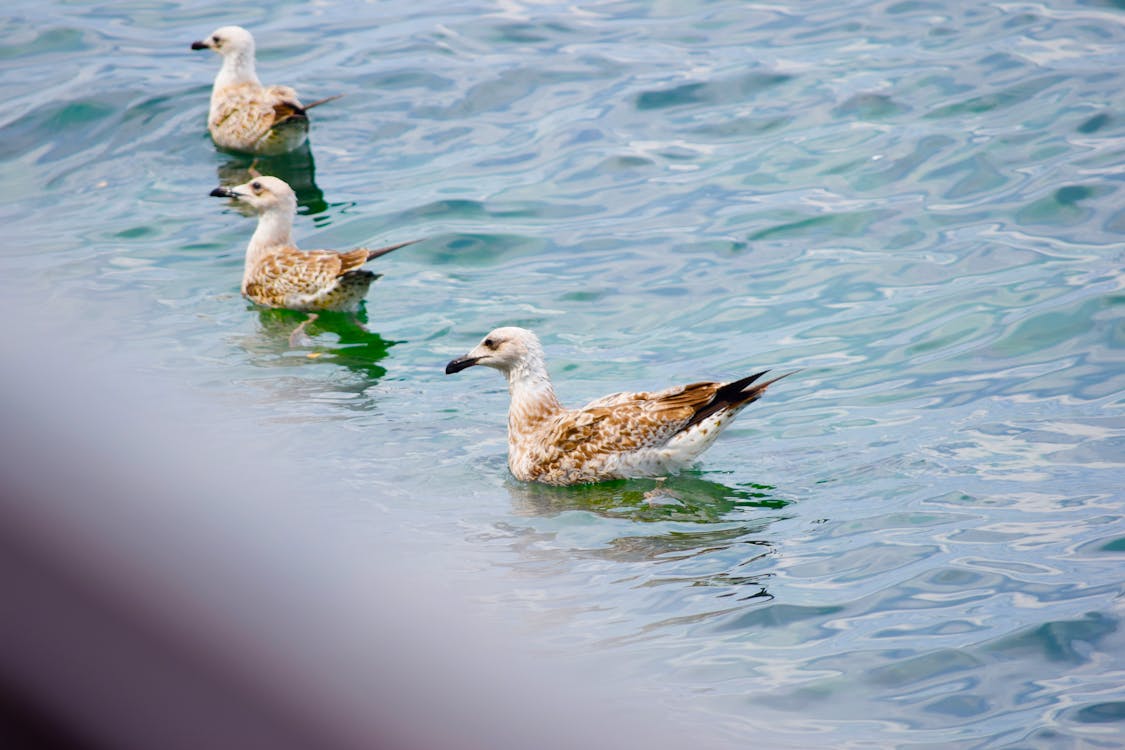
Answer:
xmin=244 ymin=248 xmax=370 ymax=307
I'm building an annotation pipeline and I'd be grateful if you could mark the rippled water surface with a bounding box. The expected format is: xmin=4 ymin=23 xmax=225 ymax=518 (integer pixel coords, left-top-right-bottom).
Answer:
xmin=4 ymin=0 xmax=1125 ymax=746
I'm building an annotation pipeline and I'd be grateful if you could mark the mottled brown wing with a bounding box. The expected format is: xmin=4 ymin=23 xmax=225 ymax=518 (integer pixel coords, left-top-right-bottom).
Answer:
xmin=266 ymin=85 xmax=302 ymax=105
xmin=244 ymin=249 xmax=348 ymax=306
xmin=581 ymin=382 xmax=721 ymax=414
xmin=545 ymin=382 xmax=723 ymax=454
xmin=267 ymin=86 xmax=308 ymax=129
xmin=332 ymin=247 xmax=371 ymax=275
xmin=211 ymin=86 xmax=281 ymax=141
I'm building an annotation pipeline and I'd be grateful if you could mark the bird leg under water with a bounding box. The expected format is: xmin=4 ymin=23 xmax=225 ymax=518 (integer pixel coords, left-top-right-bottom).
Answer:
xmin=289 ymin=312 xmax=318 ymax=349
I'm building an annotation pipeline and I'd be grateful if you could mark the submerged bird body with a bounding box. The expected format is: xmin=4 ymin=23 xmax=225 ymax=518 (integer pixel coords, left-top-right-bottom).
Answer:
xmin=192 ymin=26 xmax=335 ymax=155
xmin=210 ymin=175 xmax=411 ymax=312
xmin=446 ymin=327 xmax=788 ymax=485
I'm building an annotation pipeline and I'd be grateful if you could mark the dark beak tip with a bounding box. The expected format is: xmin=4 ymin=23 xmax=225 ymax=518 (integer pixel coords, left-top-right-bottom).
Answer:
xmin=210 ymin=187 xmax=231 ymax=198
xmin=191 ymin=40 xmax=208 ymax=50
xmin=445 ymin=357 xmax=477 ymax=375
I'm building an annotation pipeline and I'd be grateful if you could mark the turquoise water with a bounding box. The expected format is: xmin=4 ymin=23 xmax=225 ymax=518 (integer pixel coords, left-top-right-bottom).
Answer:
xmin=4 ymin=0 xmax=1125 ymax=745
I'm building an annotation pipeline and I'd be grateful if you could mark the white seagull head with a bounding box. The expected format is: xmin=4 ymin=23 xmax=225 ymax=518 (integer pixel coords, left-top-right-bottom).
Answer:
xmin=191 ymin=25 xmax=256 ymax=58
xmin=209 ymin=175 xmax=297 ymax=217
xmin=446 ymin=327 xmax=547 ymax=377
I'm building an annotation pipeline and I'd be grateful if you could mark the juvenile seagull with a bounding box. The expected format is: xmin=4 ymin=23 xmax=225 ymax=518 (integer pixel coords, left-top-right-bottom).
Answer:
xmin=209 ymin=175 xmax=413 ymax=312
xmin=191 ymin=25 xmax=339 ymax=155
xmin=445 ymin=327 xmax=791 ymax=486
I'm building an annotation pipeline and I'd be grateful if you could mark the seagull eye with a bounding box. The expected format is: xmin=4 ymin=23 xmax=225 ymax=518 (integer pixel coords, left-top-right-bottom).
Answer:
xmin=251 ymin=181 xmax=262 ymax=192
xmin=484 ymin=338 xmax=496 ymax=349
xmin=212 ymin=35 xmax=221 ymax=44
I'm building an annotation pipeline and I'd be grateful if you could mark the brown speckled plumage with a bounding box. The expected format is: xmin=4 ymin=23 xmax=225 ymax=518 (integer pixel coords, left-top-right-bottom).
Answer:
xmin=210 ymin=175 xmax=413 ymax=312
xmin=207 ymin=82 xmax=309 ymax=155
xmin=446 ymin=327 xmax=792 ymax=485
xmin=192 ymin=26 xmax=338 ymax=155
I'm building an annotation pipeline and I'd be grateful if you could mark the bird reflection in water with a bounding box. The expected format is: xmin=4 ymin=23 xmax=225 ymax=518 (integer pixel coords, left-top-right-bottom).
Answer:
xmin=216 ymin=145 xmax=327 ymax=217
xmin=504 ymin=474 xmax=794 ymax=604
xmin=245 ymin=307 xmax=397 ymax=382
xmin=508 ymin=473 xmax=789 ymax=524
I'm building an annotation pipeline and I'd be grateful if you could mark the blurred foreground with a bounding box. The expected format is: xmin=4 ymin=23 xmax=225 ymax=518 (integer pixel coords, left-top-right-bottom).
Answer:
xmin=0 ymin=306 xmax=719 ymax=750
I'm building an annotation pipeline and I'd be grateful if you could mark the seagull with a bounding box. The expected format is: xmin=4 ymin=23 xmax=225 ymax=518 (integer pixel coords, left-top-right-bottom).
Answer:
xmin=445 ymin=327 xmax=792 ymax=486
xmin=191 ymin=25 xmax=340 ymax=155
xmin=209 ymin=175 xmax=414 ymax=315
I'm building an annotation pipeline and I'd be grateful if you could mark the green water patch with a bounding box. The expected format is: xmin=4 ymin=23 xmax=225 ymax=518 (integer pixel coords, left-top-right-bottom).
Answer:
xmin=832 ymin=93 xmax=908 ymax=120
xmin=922 ymin=154 xmax=1007 ymax=200
xmin=922 ymin=693 xmax=990 ymax=718
xmin=1016 ymin=184 xmax=1113 ymax=226
xmin=393 ymin=198 xmax=593 ymax=225
xmin=602 ymin=155 xmax=656 ymax=170
xmin=0 ymin=94 xmax=132 ymax=162
xmin=490 ymin=21 xmax=550 ymax=44
xmin=421 ymin=65 xmax=603 ymax=118
xmin=747 ymin=209 xmax=890 ymax=241
xmin=1069 ymin=701 xmax=1125 ymax=724
xmin=987 ymin=296 xmax=1108 ymax=359
xmin=852 ymin=134 xmax=956 ymax=191
xmin=985 ymin=612 xmax=1118 ymax=665
xmin=114 ymin=225 xmax=160 ymax=240
xmin=355 ymin=69 xmax=456 ymax=92
xmin=0 ymin=27 xmax=90 ymax=59
xmin=925 ymin=75 xmax=1068 ymax=119
xmin=402 ymin=232 xmax=544 ymax=266
xmin=887 ymin=1 xmax=947 ymax=13
xmin=905 ymin=310 xmax=995 ymax=356
xmin=1098 ymin=536 xmax=1125 ymax=552
xmin=867 ymin=648 xmax=984 ymax=689
xmin=249 ymin=308 xmax=397 ymax=381
xmin=689 ymin=115 xmax=792 ymax=139
xmin=1077 ymin=112 xmax=1112 ymax=134
xmin=713 ymin=603 xmax=846 ymax=636
xmin=635 ymin=72 xmax=793 ymax=111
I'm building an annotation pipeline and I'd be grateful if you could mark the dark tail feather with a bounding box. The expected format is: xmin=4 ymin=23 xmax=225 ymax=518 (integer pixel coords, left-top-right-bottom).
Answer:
xmin=365 ymin=239 xmax=419 ymax=262
xmin=302 ymin=94 xmax=344 ymax=111
xmin=684 ymin=369 xmax=797 ymax=430
xmin=748 ymin=369 xmax=799 ymax=394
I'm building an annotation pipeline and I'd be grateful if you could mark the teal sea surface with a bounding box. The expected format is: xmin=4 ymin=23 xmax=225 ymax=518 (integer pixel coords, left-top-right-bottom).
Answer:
xmin=3 ymin=0 xmax=1125 ymax=746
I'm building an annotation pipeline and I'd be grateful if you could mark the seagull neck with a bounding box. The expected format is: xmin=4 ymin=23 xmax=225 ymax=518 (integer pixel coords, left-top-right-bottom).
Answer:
xmin=247 ymin=209 xmax=293 ymax=260
xmin=215 ymin=52 xmax=260 ymax=90
xmin=505 ymin=360 xmax=562 ymax=417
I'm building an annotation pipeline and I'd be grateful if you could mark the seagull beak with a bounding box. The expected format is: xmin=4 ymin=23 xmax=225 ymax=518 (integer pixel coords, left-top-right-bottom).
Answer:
xmin=445 ymin=356 xmax=481 ymax=374
xmin=190 ymin=40 xmax=209 ymax=50
xmin=210 ymin=186 xmax=240 ymax=199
